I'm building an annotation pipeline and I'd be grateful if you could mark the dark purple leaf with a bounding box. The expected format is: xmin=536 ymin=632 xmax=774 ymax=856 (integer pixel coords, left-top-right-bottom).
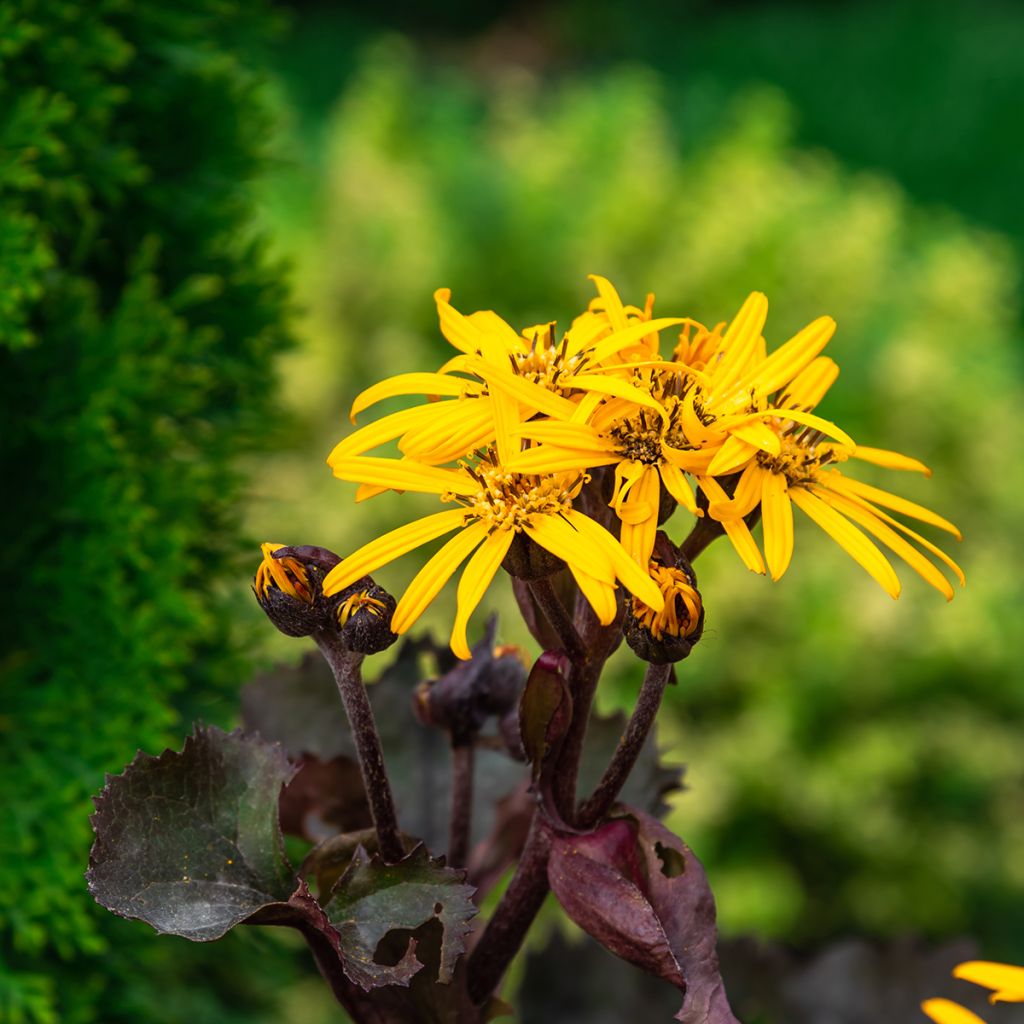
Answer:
xmin=323 ymin=844 xmax=477 ymax=991
xmin=87 ymin=725 xmax=296 ymax=941
xmin=547 ymin=808 xmax=739 ymax=1024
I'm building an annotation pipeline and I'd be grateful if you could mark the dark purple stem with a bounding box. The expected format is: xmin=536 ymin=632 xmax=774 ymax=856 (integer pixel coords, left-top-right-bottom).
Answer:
xmin=466 ymin=813 xmax=552 ymax=1003
xmin=577 ymin=661 xmax=673 ymax=828
xmin=448 ymin=741 xmax=474 ymax=869
xmin=528 ymin=575 xmax=587 ymax=665
xmin=314 ymin=630 xmax=404 ymax=864
xmin=551 ymin=601 xmax=621 ymax=822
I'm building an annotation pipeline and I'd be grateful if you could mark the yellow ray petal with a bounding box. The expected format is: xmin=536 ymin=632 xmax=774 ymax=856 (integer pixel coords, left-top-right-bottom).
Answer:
xmin=743 ymin=315 xmax=836 ymax=398
xmin=587 ymin=274 xmax=628 ymax=331
xmin=330 ymin=457 xmax=475 ymax=496
xmin=391 ymin=521 xmax=489 ymax=634
xmin=658 ymin=461 xmax=699 ymax=515
xmin=812 ymin=486 xmax=955 ymax=599
xmin=761 ymin=471 xmax=794 ymax=581
xmin=465 ymin=358 xmax=579 ymax=419
xmin=568 ymin=566 xmax=618 ymax=625
xmin=709 ymin=292 xmax=769 ymax=391
xmin=490 ymin=388 xmax=519 ymax=465
xmin=397 ymin=399 xmax=495 ymax=460
xmin=349 ymin=372 xmax=470 ymax=422
xmin=662 ymin=442 xmax=719 ymax=474
xmin=524 ymin=513 xmax=615 ymax=580
xmin=570 ymin=388 xmax=606 ymax=424
xmin=789 ymin=487 xmax=901 ymax=598
xmin=610 ymin=459 xmax=646 ymax=509
xmin=322 ymin=508 xmax=469 ymax=595
xmin=707 ymin=433 xmax=758 ymax=476
xmin=450 ymin=530 xmax=515 ymax=659
xmin=780 ymin=356 xmax=839 ymax=409
xmin=586 ymin=317 xmax=686 ymax=366
xmin=328 ymin=404 xmax=439 ymax=462
xmin=434 ymin=288 xmax=510 ymax=364
xmin=514 ymin=420 xmax=609 ymax=451
xmin=562 ymin=509 xmax=665 ymax=610
xmin=831 ymin=488 xmax=966 ymax=586
xmin=953 ymin=962 xmax=1024 ymax=999
xmin=508 ymin=445 xmax=618 ymax=475
xmin=824 ymin=473 xmax=961 ymax=538
xmin=697 ymin=476 xmax=766 ymax=575
xmin=758 ymin=407 xmax=856 ymax=447
xmin=851 ymin=445 xmax=932 ymax=476
xmin=729 ymin=417 xmax=782 ymax=455
xmin=707 ymin=461 xmax=765 ymax=522
xmin=355 ymin=482 xmax=389 ymax=502
xmin=619 ymin=466 xmax=660 ymax=565
xmin=920 ymin=999 xmax=987 ymax=1024
xmin=466 ymin=308 xmax=526 ymax=348
xmin=569 ymin=374 xmax=666 ymax=416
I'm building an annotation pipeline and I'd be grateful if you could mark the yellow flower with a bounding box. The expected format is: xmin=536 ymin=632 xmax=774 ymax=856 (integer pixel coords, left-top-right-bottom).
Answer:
xmin=322 ymin=450 xmax=665 ymax=659
xmin=923 ymin=960 xmax=1024 ymax=1023
xmin=330 ymin=276 xmax=683 ymax=478
xmin=702 ymin=350 xmax=963 ymax=596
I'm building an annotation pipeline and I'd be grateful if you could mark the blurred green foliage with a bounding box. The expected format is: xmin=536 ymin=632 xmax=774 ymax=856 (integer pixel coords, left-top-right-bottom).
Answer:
xmin=253 ymin=34 xmax=1024 ymax=971
xmin=0 ymin=2 xmax=299 ymax=1021
xmin=4 ymin=2 xmax=1022 ymax=1020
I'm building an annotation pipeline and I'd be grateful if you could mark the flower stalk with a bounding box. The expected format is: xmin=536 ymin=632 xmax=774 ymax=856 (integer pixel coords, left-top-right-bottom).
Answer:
xmin=314 ymin=630 xmax=405 ymax=864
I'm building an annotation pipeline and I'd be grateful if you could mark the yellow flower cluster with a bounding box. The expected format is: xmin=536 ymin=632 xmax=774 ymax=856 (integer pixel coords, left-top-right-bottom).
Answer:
xmin=323 ymin=276 xmax=962 ymax=658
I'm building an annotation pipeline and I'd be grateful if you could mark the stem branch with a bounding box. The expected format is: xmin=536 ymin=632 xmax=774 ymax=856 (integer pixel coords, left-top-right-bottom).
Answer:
xmin=315 ymin=631 xmax=404 ymax=864
xmin=577 ymin=661 xmax=672 ymax=828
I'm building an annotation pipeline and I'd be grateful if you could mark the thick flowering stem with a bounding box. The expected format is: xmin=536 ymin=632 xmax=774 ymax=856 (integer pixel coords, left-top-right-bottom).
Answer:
xmin=551 ymin=601 xmax=619 ymax=822
xmin=314 ymin=630 xmax=404 ymax=864
xmin=577 ymin=662 xmax=673 ymax=828
xmin=466 ymin=813 xmax=552 ymax=1004
xmin=528 ymin=575 xmax=587 ymax=666
xmin=448 ymin=742 xmax=474 ymax=869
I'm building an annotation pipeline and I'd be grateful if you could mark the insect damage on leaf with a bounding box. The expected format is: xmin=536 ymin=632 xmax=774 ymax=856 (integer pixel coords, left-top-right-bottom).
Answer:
xmin=547 ymin=808 xmax=739 ymax=1024
xmin=322 ymin=844 xmax=478 ymax=991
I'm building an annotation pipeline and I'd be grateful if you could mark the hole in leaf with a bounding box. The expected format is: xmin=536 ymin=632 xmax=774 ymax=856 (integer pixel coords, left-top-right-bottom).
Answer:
xmin=434 ymin=902 xmax=443 ymax=915
xmin=655 ymin=841 xmax=686 ymax=878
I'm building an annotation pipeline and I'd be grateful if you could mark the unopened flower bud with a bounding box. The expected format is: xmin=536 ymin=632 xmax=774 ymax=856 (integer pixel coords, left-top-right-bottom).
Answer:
xmin=253 ymin=543 xmax=397 ymax=651
xmin=624 ymin=543 xmax=704 ymax=664
xmin=334 ymin=583 xmax=397 ymax=655
xmin=253 ymin=543 xmax=320 ymax=636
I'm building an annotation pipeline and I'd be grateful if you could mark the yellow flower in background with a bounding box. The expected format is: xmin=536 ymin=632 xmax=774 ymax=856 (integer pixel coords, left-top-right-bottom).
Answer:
xmin=322 ymin=449 xmax=664 ymax=658
xmin=923 ymin=960 xmax=1024 ymax=1023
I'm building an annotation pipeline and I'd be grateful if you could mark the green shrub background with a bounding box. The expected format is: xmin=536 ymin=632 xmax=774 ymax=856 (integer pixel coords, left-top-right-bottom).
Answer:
xmin=0 ymin=2 xmax=297 ymax=1021
xmin=2 ymin=2 xmax=1023 ymax=1022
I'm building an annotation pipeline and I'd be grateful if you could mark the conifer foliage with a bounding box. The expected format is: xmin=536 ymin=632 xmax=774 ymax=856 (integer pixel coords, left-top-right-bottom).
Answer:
xmin=0 ymin=2 xmax=290 ymax=1020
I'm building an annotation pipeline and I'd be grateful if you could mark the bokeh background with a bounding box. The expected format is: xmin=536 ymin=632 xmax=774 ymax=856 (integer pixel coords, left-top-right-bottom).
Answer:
xmin=2 ymin=1 xmax=1023 ymax=1021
